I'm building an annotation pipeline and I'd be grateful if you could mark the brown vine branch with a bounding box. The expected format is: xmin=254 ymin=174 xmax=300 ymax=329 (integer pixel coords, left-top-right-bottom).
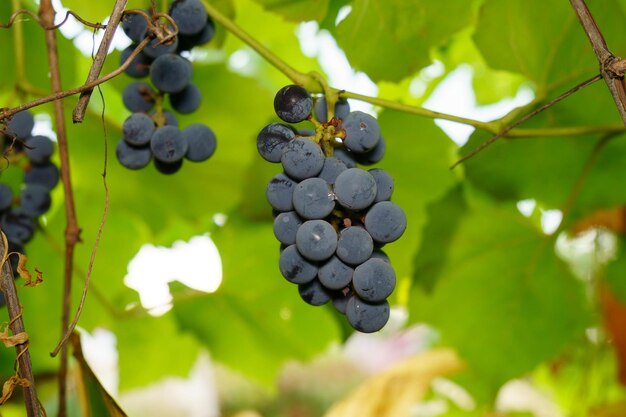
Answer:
xmin=451 ymin=74 xmax=602 ymax=169
xmin=38 ymin=1 xmax=79 ymax=416
xmin=72 ymin=0 xmax=128 ymax=123
xmin=0 ymin=36 xmax=151 ymax=123
xmin=570 ymin=0 xmax=626 ymax=125
xmin=0 ymin=8 xmax=106 ymax=30
xmin=0 ymin=234 xmax=40 ymax=417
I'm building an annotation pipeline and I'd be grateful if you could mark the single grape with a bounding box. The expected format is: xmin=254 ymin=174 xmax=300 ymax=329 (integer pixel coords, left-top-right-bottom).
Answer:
xmin=298 ymin=279 xmax=332 ymax=306
xmin=274 ymin=85 xmax=313 ymax=123
xmin=120 ymin=45 xmax=152 ymax=78
xmin=5 ymin=111 xmax=34 ymax=139
xmin=25 ymin=163 xmax=59 ymax=190
xmin=20 ymin=184 xmax=51 ymax=218
xmin=352 ymin=258 xmax=395 ymax=302
xmin=123 ymin=113 xmax=155 ymax=146
xmin=281 ymin=138 xmax=324 ymax=180
xmin=295 ymin=219 xmax=337 ymax=262
xmin=121 ymin=12 xmax=148 ymax=42
xmin=318 ymin=256 xmax=353 ymax=290
xmin=266 ymin=173 xmax=296 ymax=212
xmin=315 ymin=97 xmax=350 ymax=123
xmin=151 ymin=126 xmax=188 ymax=163
xmin=341 ymin=111 xmax=381 ymax=153
xmin=0 ymin=184 xmax=13 ymax=211
xmin=364 ymin=201 xmax=407 ymax=243
xmin=334 ymin=168 xmax=377 ymax=210
xmin=355 ymin=136 xmax=385 ymax=165
xmin=122 ymin=82 xmax=155 ymax=113
xmin=150 ymin=54 xmax=192 ymax=93
xmin=346 ymin=296 xmax=390 ymax=333
xmin=279 ymin=244 xmax=317 ymax=284
xmin=116 ymin=139 xmax=152 ymax=170
xmin=169 ymin=0 xmax=208 ymax=35
xmin=154 ymin=159 xmax=183 ymax=175
xmin=292 ymin=177 xmax=335 ymax=220
xmin=143 ymin=35 xmax=179 ymax=59
xmin=318 ymin=156 xmax=347 ymax=185
xmin=169 ymin=84 xmax=202 ymax=114
xmin=183 ymin=124 xmax=216 ymax=162
xmin=368 ymin=168 xmax=394 ymax=202
xmin=273 ymin=211 xmax=302 ymax=245
xmin=336 ymin=226 xmax=373 ymax=265
xmin=25 ymin=135 xmax=54 ymax=165
xmin=256 ymin=123 xmax=295 ymax=163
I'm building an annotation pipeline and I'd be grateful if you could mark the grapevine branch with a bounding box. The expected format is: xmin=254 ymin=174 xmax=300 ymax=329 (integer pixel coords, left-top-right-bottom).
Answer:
xmin=0 ymin=8 xmax=106 ymax=31
xmin=0 ymin=233 xmax=40 ymax=417
xmin=72 ymin=0 xmax=128 ymax=123
xmin=450 ymin=73 xmax=603 ymax=169
xmin=570 ymin=0 xmax=626 ymax=126
xmin=38 ymin=1 xmax=79 ymax=416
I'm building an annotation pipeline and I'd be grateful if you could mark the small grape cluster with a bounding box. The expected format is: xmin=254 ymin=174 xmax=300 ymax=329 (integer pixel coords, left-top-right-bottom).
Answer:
xmin=257 ymin=85 xmax=407 ymax=333
xmin=117 ymin=0 xmax=217 ymax=174
xmin=0 ymin=111 xmax=59 ymax=273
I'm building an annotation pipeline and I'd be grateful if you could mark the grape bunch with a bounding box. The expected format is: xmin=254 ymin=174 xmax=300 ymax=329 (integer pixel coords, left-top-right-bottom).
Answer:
xmin=117 ymin=0 xmax=217 ymax=174
xmin=257 ymin=85 xmax=407 ymax=333
xmin=0 ymin=111 xmax=59 ymax=280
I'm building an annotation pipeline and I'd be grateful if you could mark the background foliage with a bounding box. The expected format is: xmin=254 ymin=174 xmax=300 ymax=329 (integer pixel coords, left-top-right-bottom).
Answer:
xmin=1 ymin=0 xmax=626 ymax=416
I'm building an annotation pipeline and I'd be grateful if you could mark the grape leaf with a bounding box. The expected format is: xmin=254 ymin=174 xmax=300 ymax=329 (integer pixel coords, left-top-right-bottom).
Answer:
xmin=414 ymin=201 xmax=588 ymax=387
xmin=336 ymin=0 xmax=478 ymax=82
xmin=474 ymin=0 xmax=626 ymax=92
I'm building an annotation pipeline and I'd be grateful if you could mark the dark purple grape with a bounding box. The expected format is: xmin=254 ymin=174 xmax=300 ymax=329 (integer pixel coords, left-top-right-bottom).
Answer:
xmin=151 ymin=126 xmax=188 ymax=163
xmin=346 ymin=296 xmax=389 ymax=333
xmin=123 ymin=113 xmax=155 ymax=146
xmin=183 ymin=124 xmax=216 ymax=162
xmin=169 ymin=0 xmax=208 ymax=35
xmin=25 ymin=135 xmax=54 ymax=165
xmin=25 ymin=163 xmax=59 ymax=191
xmin=122 ymin=82 xmax=156 ymax=113
xmin=281 ymin=138 xmax=324 ymax=180
xmin=298 ymin=279 xmax=332 ymax=306
xmin=334 ymin=168 xmax=377 ymax=210
xmin=266 ymin=173 xmax=296 ymax=212
xmin=295 ymin=220 xmax=337 ymax=262
xmin=0 ymin=184 xmax=13 ymax=212
xmin=116 ymin=139 xmax=152 ymax=170
xmin=279 ymin=244 xmax=317 ymax=284
xmin=5 ymin=111 xmax=34 ymax=140
xmin=143 ymin=35 xmax=179 ymax=59
xmin=341 ymin=111 xmax=381 ymax=154
xmin=154 ymin=159 xmax=183 ymax=175
xmin=149 ymin=54 xmax=192 ymax=93
xmin=169 ymin=84 xmax=202 ymax=114
xmin=120 ymin=45 xmax=152 ymax=78
xmin=20 ymin=184 xmax=51 ymax=218
xmin=256 ymin=123 xmax=295 ymax=163
xmin=274 ymin=85 xmax=313 ymax=123
xmin=121 ymin=12 xmax=148 ymax=42
xmin=318 ymin=256 xmax=353 ymax=290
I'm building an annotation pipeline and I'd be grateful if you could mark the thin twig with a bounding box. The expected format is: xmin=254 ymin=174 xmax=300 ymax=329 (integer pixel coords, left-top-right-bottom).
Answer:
xmin=0 ymin=234 xmax=40 ymax=417
xmin=570 ymin=0 xmax=626 ymax=125
xmin=38 ymin=2 xmax=79 ymax=416
xmin=72 ymin=0 xmax=128 ymax=123
xmin=0 ymin=36 xmax=151 ymax=122
xmin=451 ymin=74 xmax=602 ymax=169
xmin=0 ymin=8 xmax=106 ymax=30
xmin=51 ymin=80 xmax=111 ymax=360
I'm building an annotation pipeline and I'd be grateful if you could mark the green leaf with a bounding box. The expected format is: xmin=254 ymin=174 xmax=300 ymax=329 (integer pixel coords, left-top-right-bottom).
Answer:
xmin=61 ymin=0 xmax=114 ymax=23
xmin=172 ymin=216 xmax=341 ymax=387
xmin=411 ymin=184 xmax=468 ymax=293
xmin=336 ymin=0 xmax=478 ymax=82
xmin=473 ymin=0 xmax=626 ymax=92
xmin=376 ymin=112 xmax=457 ymax=285
xmin=251 ymin=0 xmax=329 ymax=22
xmin=417 ymin=200 xmax=588 ymax=388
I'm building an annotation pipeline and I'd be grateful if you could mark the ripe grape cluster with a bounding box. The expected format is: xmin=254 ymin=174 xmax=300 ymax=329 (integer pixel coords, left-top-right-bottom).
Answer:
xmin=0 ymin=111 xmax=59 ymax=283
xmin=117 ymin=0 xmax=217 ymax=174
xmin=257 ymin=85 xmax=407 ymax=333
